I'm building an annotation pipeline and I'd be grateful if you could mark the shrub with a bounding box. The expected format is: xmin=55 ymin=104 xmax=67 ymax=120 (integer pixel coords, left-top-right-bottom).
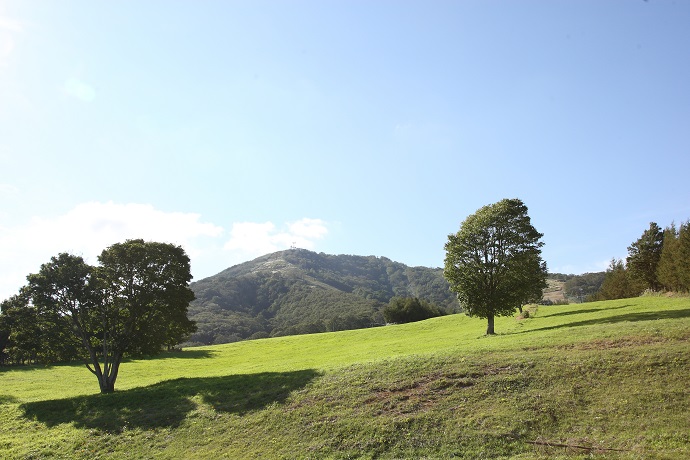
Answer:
xmin=383 ymin=297 xmax=446 ymax=324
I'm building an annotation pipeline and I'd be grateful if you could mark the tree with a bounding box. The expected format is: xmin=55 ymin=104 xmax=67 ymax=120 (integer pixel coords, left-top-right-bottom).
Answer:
xmin=444 ymin=198 xmax=547 ymax=335
xmin=657 ymin=223 xmax=681 ymax=292
xmin=382 ymin=297 xmax=446 ymax=324
xmin=592 ymin=258 xmax=641 ymax=300
xmin=0 ymin=291 xmax=41 ymax=365
xmin=0 ymin=288 xmax=81 ymax=365
xmin=27 ymin=240 xmax=196 ymax=393
xmin=626 ymin=222 xmax=664 ymax=291
xmin=678 ymin=221 xmax=690 ymax=292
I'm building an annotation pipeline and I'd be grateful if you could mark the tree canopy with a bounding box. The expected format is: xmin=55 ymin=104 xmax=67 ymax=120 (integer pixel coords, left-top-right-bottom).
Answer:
xmin=657 ymin=221 xmax=690 ymax=293
xmin=593 ymin=219 xmax=690 ymax=301
xmin=444 ymin=198 xmax=547 ymax=334
xmin=382 ymin=297 xmax=446 ymax=324
xmin=24 ymin=239 xmax=196 ymax=393
xmin=592 ymin=258 xmax=641 ymax=301
xmin=626 ymin=222 xmax=664 ymax=291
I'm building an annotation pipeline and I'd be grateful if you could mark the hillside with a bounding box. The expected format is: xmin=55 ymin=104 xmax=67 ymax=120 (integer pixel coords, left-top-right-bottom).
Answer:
xmin=188 ymin=249 xmax=460 ymax=345
xmin=0 ymin=296 xmax=688 ymax=459
xmin=548 ymin=272 xmax=606 ymax=303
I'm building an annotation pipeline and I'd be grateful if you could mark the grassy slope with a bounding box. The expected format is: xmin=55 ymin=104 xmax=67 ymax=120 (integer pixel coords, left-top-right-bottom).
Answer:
xmin=1 ymin=296 xmax=689 ymax=459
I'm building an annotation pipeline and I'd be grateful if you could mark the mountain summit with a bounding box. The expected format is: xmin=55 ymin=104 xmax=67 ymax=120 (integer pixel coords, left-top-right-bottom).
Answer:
xmin=187 ymin=249 xmax=460 ymax=345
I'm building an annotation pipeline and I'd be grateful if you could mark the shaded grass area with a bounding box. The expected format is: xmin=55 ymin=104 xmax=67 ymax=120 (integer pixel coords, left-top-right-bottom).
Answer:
xmin=0 ymin=297 xmax=689 ymax=458
xmin=20 ymin=370 xmax=319 ymax=432
xmin=524 ymin=307 xmax=690 ymax=333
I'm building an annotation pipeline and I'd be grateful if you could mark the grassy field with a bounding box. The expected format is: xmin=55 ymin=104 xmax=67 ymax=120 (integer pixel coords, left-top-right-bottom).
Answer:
xmin=1 ymin=296 xmax=689 ymax=459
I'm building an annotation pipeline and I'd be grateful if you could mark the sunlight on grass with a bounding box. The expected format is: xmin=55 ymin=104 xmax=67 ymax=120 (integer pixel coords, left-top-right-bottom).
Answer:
xmin=1 ymin=296 xmax=688 ymax=459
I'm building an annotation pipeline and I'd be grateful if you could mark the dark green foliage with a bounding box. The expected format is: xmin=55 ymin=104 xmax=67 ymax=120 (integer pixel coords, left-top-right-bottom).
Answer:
xmin=16 ymin=240 xmax=196 ymax=393
xmin=679 ymin=221 xmax=690 ymax=290
xmin=591 ymin=258 xmax=642 ymax=301
xmin=593 ymin=218 xmax=690 ymax=299
xmin=383 ymin=297 xmax=446 ymax=324
xmin=656 ymin=221 xmax=690 ymax=293
xmin=188 ymin=250 xmax=460 ymax=344
xmin=1 ymin=291 xmax=77 ymax=365
xmin=559 ymin=272 xmax=606 ymax=301
xmin=626 ymin=222 xmax=664 ymax=291
xmin=0 ymin=281 xmax=84 ymax=366
xmin=657 ymin=223 xmax=682 ymax=291
xmin=96 ymin=240 xmax=197 ymax=357
xmin=444 ymin=198 xmax=547 ymax=334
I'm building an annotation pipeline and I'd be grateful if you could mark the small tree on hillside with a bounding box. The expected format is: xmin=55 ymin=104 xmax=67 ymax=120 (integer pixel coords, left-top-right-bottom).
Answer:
xmin=677 ymin=221 xmax=690 ymax=292
xmin=657 ymin=223 xmax=681 ymax=292
xmin=593 ymin=258 xmax=641 ymax=300
xmin=626 ymin=222 xmax=664 ymax=291
xmin=444 ymin=198 xmax=547 ymax=335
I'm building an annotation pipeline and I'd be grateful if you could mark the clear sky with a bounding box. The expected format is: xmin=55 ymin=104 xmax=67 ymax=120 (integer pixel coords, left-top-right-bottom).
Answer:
xmin=1 ymin=0 xmax=689 ymax=300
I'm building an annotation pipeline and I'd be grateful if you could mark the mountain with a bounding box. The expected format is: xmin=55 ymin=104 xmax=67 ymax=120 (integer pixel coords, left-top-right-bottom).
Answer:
xmin=187 ymin=249 xmax=460 ymax=345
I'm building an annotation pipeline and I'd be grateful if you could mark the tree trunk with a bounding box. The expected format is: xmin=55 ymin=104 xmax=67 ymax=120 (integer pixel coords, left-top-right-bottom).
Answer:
xmin=486 ymin=314 xmax=495 ymax=335
xmin=98 ymin=355 xmax=122 ymax=393
xmin=99 ymin=376 xmax=115 ymax=394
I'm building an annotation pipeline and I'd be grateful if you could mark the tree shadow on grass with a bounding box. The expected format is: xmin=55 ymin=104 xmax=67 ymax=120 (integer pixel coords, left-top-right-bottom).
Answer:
xmin=0 ymin=394 xmax=18 ymax=404
xmin=539 ymin=304 xmax=631 ymax=318
xmin=1 ymin=350 xmax=216 ymax=373
xmin=20 ymin=369 xmax=320 ymax=433
xmin=130 ymin=349 xmax=217 ymax=362
xmin=525 ymin=308 xmax=690 ymax=334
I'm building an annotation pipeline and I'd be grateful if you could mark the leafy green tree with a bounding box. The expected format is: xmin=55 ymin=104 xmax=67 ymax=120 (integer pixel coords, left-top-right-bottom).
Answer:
xmin=656 ymin=221 xmax=690 ymax=293
xmin=593 ymin=258 xmax=641 ymax=300
xmin=97 ymin=240 xmax=197 ymax=357
xmin=27 ymin=240 xmax=196 ymax=393
xmin=0 ymin=307 xmax=39 ymax=365
xmin=0 ymin=290 xmax=80 ymax=364
xmin=0 ymin=292 xmax=37 ymax=365
xmin=444 ymin=198 xmax=547 ymax=335
xmin=678 ymin=221 xmax=690 ymax=292
xmin=626 ymin=222 xmax=664 ymax=291
xmin=657 ymin=223 xmax=681 ymax=292
xmin=382 ymin=297 xmax=445 ymax=324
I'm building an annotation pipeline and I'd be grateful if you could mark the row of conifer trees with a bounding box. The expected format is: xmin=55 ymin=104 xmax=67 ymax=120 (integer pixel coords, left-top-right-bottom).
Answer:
xmin=592 ymin=220 xmax=690 ymax=300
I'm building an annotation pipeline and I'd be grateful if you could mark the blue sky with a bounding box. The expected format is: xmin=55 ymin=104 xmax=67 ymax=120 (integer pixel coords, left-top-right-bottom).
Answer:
xmin=1 ymin=1 xmax=689 ymax=300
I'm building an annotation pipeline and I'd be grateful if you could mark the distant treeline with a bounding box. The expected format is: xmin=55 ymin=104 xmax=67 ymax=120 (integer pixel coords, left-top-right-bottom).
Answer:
xmin=591 ymin=220 xmax=690 ymax=301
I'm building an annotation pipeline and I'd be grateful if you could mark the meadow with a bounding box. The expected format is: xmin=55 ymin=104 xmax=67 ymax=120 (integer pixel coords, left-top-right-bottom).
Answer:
xmin=1 ymin=296 xmax=688 ymax=459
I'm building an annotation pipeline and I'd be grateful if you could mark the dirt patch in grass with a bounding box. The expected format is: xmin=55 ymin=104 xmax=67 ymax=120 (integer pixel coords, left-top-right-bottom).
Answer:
xmin=363 ymin=371 xmax=475 ymax=416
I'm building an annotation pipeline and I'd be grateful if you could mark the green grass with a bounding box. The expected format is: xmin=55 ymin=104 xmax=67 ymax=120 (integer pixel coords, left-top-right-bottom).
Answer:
xmin=1 ymin=296 xmax=689 ymax=459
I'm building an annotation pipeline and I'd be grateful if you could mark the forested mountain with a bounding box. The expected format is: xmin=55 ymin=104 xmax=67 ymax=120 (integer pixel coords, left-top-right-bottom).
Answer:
xmin=187 ymin=249 xmax=460 ymax=345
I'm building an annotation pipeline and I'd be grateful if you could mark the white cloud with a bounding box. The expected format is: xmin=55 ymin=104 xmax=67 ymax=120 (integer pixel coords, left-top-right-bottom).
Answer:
xmin=0 ymin=206 xmax=332 ymax=300
xmin=224 ymin=218 xmax=329 ymax=259
xmin=63 ymin=77 xmax=96 ymax=102
xmin=224 ymin=222 xmax=281 ymax=254
xmin=0 ymin=17 xmax=24 ymax=33
xmin=0 ymin=183 xmax=19 ymax=196
xmin=0 ymin=16 xmax=23 ymax=66
xmin=0 ymin=202 xmax=223 ymax=300
xmin=288 ymin=218 xmax=329 ymax=239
